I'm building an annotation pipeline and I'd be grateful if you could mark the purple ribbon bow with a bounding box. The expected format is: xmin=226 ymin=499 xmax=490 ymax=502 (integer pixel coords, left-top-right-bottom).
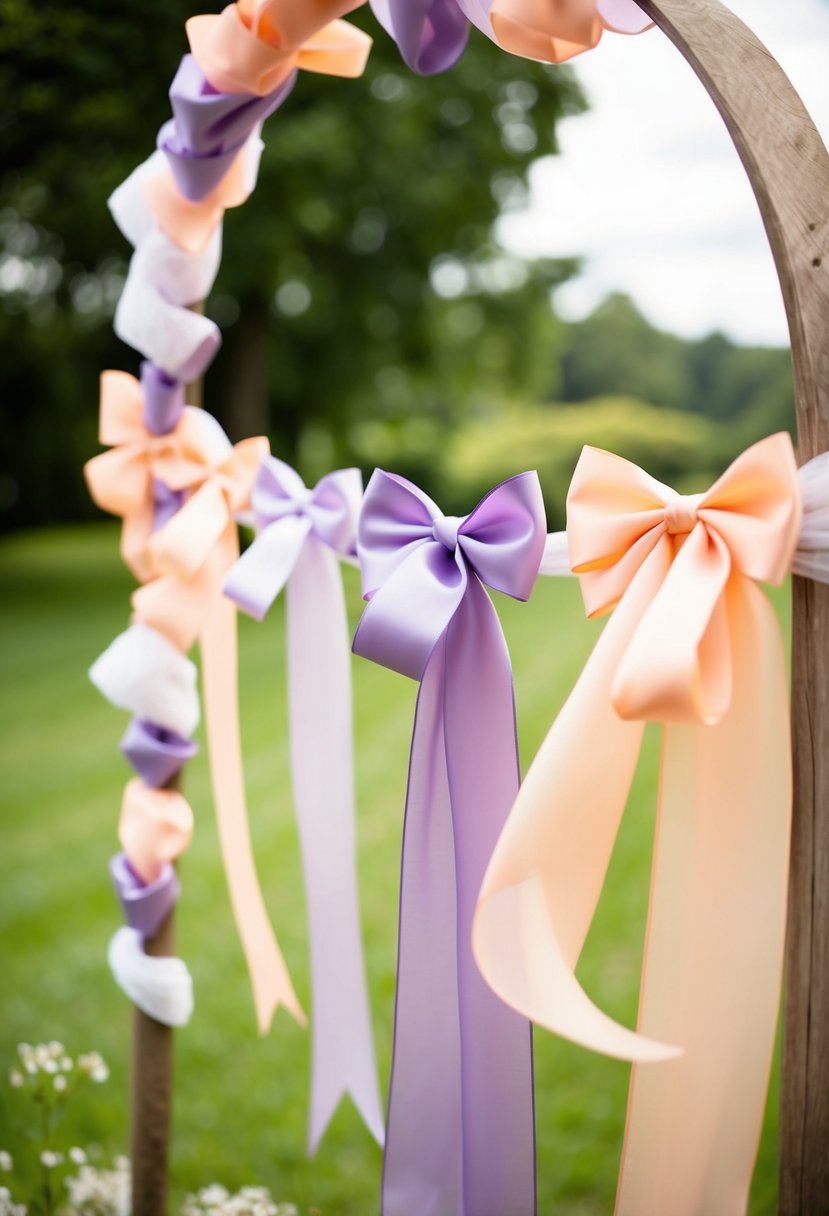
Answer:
xmin=370 ymin=0 xmax=469 ymax=74
xmin=224 ymin=456 xmax=384 ymax=1154
xmin=158 ymin=55 xmax=297 ymax=202
xmin=353 ymin=470 xmax=544 ymax=1216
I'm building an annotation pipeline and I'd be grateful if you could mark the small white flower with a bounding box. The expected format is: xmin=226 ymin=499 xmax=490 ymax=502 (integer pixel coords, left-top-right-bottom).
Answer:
xmin=0 ymin=1153 xmax=12 ymax=1172
xmin=8 ymin=1072 xmax=23 ymax=1089
xmin=60 ymin=1057 xmax=73 ymax=1072
xmin=39 ymin=1151 xmax=64 ymax=1169
xmin=15 ymin=1045 xmax=31 ymax=1061
xmin=47 ymin=1042 xmax=64 ymax=1059
xmin=53 ymin=1075 xmax=67 ymax=1093
xmin=68 ymin=1148 xmax=86 ymax=1166
xmin=90 ymin=1064 xmax=109 ymax=1083
xmin=23 ymin=1061 xmax=36 ymax=1076
xmin=43 ymin=1060 xmax=58 ymax=1075
xmin=34 ymin=1046 xmax=50 ymax=1067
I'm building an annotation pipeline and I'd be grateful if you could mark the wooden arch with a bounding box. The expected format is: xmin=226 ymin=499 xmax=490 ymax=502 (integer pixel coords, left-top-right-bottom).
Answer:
xmin=638 ymin=1 xmax=829 ymax=1209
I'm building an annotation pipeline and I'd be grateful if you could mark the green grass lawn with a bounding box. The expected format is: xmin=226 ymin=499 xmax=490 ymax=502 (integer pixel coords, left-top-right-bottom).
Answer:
xmin=0 ymin=524 xmax=786 ymax=1214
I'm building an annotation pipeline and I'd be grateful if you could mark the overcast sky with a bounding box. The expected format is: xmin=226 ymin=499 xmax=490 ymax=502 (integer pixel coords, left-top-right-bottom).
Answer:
xmin=497 ymin=0 xmax=829 ymax=346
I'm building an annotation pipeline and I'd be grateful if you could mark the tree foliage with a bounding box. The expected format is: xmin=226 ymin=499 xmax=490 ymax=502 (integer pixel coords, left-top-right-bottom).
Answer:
xmin=0 ymin=0 xmax=584 ymax=529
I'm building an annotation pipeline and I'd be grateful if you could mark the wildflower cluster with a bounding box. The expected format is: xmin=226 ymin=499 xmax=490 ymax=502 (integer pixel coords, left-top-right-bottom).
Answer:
xmin=180 ymin=1185 xmax=298 ymax=1216
xmin=63 ymin=1158 xmax=130 ymax=1216
xmin=10 ymin=1044 xmax=109 ymax=1099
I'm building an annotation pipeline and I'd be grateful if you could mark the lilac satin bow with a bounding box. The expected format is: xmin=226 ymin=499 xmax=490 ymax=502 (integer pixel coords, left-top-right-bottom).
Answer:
xmin=224 ymin=456 xmax=383 ymax=1153
xmin=370 ymin=0 xmax=469 ymax=73
xmin=353 ymin=470 xmax=544 ymax=1216
xmin=159 ymin=55 xmax=297 ymax=202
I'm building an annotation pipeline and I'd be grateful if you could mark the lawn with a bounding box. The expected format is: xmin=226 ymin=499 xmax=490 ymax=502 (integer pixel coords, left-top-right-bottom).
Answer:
xmin=0 ymin=524 xmax=786 ymax=1214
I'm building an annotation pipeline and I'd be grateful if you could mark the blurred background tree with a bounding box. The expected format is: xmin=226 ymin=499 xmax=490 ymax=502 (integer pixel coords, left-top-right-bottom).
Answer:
xmin=0 ymin=0 xmax=794 ymax=534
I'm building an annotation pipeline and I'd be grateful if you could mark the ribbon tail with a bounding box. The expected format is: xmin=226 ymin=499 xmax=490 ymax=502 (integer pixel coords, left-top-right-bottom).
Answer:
xmin=616 ymin=576 xmax=792 ymax=1215
xmin=383 ymin=583 xmax=536 ymax=1215
xmin=200 ymin=589 xmax=306 ymax=1032
xmin=286 ymin=537 xmax=384 ymax=1153
xmin=472 ymin=544 xmax=679 ymax=1062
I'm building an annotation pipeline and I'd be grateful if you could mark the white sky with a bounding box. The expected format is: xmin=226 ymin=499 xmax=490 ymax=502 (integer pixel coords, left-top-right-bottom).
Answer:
xmin=497 ymin=0 xmax=829 ymax=345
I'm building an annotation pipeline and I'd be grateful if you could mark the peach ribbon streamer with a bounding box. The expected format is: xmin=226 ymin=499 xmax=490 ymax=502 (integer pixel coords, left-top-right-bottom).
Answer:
xmin=486 ymin=0 xmax=652 ymax=63
xmin=187 ymin=3 xmax=372 ymax=98
xmin=473 ymin=433 xmax=801 ymax=1215
xmin=84 ymin=370 xmax=229 ymax=583
xmin=127 ymin=427 xmax=305 ymax=1033
xmin=119 ymin=778 xmax=195 ymax=885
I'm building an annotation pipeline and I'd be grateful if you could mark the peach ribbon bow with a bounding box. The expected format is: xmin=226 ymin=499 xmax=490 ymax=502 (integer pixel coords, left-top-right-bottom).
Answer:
xmin=84 ymin=370 xmax=225 ymax=584
xmin=187 ymin=0 xmax=372 ymax=98
xmin=474 ymin=433 xmax=801 ymax=1215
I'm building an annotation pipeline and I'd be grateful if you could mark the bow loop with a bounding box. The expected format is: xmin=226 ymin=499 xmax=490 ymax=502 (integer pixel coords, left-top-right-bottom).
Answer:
xmin=458 ymin=470 xmax=547 ymax=600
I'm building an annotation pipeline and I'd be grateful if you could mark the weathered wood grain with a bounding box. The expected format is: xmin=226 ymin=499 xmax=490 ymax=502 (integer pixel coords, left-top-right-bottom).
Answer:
xmin=636 ymin=2 xmax=829 ymax=1209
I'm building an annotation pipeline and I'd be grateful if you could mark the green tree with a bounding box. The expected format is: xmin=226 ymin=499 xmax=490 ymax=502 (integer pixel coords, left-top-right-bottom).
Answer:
xmin=0 ymin=0 xmax=584 ymax=529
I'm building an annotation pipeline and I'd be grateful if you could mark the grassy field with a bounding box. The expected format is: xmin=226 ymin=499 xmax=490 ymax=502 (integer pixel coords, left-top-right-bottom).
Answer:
xmin=0 ymin=524 xmax=786 ymax=1214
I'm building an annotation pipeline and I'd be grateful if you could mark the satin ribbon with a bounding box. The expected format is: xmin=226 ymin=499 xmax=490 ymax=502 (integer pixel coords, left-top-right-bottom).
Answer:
xmin=108 ymin=926 xmax=194 ymax=1027
xmin=187 ymin=3 xmax=372 ymax=98
xmin=89 ymin=622 xmax=201 ymax=738
xmin=111 ymin=853 xmax=180 ymax=939
xmin=143 ymin=135 xmax=264 ymax=255
xmin=458 ymin=0 xmax=652 ymax=62
xmin=225 ymin=456 xmax=383 ymax=1151
xmin=85 ymin=370 xmax=231 ymax=582
xmin=369 ymin=0 xmax=469 ymax=73
xmin=353 ymin=470 xmax=545 ymax=1216
xmin=473 ymin=434 xmax=801 ymax=1215
xmin=128 ymin=429 xmax=305 ymax=1035
xmin=119 ymin=778 xmax=195 ymax=885
xmin=159 ymin=55 xmax=297 ymax=203
xmin=121 ymin=717 xmax=198 ymax=788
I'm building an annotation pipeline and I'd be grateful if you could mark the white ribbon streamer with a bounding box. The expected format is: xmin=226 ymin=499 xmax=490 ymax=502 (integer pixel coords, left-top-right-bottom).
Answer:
xmin=89 ymin=623 xmax=200 ymax=737
xmin=108 ymin=927 xmax=194 ymax=1027
xmin=539 ymin=530 xmax=571 ymax=576
xmin=287 ymin=536 xmax=385 ymax=1151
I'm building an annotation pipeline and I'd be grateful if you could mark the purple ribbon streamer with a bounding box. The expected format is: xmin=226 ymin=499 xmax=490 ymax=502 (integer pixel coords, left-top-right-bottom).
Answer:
xmin=158 ymin=55 xmax=297 ymax=202
xmin=110 ymin=852 xmax=180 ymax=940
xmin=121 ymin=717 xmax=198 ymax=788
xmin=224 ymin=456 xmax=384 ymax=1152
xmin=370 ymin=0 xmax=469 ymax=73
xmin=353 ymin=470 xmax=544 ymax=1214
xmin=141 ymin=361 xmax=184 ymax=436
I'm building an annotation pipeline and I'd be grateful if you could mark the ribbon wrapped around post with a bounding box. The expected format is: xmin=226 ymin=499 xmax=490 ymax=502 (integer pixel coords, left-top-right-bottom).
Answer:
xmin=473 ymin=434 xmax=802 ymax=1215
xmin=352 ymin=470 xmax=545 ymax=1216
xmin=187 ymin=2 xmax=372 ymax=98
xmin=123 ymin=419 xmax=305 ymax=1035
xmin=457 ymin=0 xmax=652 ymax=62
xmin=369 ymin=0 xmax=470 ymax=74
xmin=224 ymin=456 xmax=383 ymax=1152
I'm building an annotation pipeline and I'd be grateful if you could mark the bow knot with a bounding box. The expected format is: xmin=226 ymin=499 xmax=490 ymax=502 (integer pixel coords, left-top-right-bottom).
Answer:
xmin=224 ymin=457 xmax=363 ymax=621
xmin=353 ymin=470 xmax=546 ymax=681
xmin=567 ymin=433 xmax=801 ymax=724
xmin=664 ymin=492 xmax=703 ymax=536
xmin=432 ymin=512 xmax=462 ymax=551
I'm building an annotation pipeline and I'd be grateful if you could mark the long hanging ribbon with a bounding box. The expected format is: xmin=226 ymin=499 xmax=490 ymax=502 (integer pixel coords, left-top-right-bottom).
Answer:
xmin=353 ymin=470 xmax=545 ymax=1216
xmin=224 ymin=456 xmax=384 ymax=1151
xmin=473 ymin=434 xmax=802 ymax=1215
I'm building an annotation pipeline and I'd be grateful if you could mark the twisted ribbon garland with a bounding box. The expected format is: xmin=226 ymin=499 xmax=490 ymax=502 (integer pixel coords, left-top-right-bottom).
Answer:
xmin=224 ymin=457 xmax=384 ymax=1151
xmin=473 ymin=434 xmax=802 ymax=1214
xmin=353 ymin=470 xmax=545 ymax=1216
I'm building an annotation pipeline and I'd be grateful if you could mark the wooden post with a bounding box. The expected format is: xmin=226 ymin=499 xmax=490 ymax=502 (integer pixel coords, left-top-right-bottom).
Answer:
xmin=634 ymin=2 xmax=829 ymax=1208
xmin=131 ymin=329 xmax=204 ymax=1216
